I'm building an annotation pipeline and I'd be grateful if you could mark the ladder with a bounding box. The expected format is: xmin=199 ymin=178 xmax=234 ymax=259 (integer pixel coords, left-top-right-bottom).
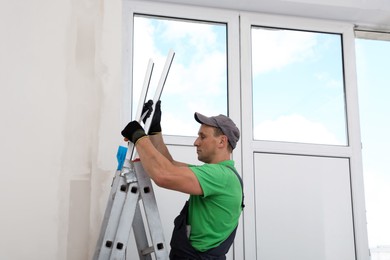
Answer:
xmin=94 ymin=50 xmax=175 ymax=260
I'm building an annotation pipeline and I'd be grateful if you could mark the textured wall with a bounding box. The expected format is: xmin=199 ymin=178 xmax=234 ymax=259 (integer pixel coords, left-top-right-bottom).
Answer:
xmin=0 ymin=0 xmax=122 ymax=259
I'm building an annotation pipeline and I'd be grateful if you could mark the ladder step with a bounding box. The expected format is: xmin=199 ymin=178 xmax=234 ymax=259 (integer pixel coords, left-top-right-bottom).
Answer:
xmin=141 ymin=246 xmax=155 ymax=256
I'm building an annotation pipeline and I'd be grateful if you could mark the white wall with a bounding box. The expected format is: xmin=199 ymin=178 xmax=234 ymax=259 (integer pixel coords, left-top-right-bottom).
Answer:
xmin=0 ymin=0 xmax=122 ymax=259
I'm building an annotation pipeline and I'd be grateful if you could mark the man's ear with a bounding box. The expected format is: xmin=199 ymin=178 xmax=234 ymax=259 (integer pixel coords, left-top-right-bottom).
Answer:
xmin=219 ymin=135 xmax=228 ymax=147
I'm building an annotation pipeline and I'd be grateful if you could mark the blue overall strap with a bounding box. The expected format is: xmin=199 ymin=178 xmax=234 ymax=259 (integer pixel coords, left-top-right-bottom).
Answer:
xmin=226 ymin=165 xmax=245 ymax=209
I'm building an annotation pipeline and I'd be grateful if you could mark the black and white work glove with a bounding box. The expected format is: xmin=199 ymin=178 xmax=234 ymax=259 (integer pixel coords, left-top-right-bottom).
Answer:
xmin=148 ymin=100 xmax=162 ymax=135
xmin=121 ymin=121 xmax=147 ymax=144
xmin=141 ymin=100 xmax=162 ymax=135
xmin=141 ymin=100 xmax=153 ymax=123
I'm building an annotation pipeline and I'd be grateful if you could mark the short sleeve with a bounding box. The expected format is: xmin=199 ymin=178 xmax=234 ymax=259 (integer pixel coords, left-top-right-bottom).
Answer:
xmin=190 ymin=164 xmax=233 ymax=198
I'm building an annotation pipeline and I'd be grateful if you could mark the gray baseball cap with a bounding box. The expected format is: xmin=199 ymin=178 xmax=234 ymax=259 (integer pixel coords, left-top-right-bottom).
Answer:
xmin=194 ymin=112 xmax=240 ymax=149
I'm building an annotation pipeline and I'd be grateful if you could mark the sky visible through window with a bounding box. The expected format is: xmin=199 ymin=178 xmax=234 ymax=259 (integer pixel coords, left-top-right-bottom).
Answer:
xmin=251 ymin=27 xmax=347 ymax=145
xmin=355 ymin=38 xmax=390 ymax=250
xmin=133 ymin=15 xmax=227 ymax=137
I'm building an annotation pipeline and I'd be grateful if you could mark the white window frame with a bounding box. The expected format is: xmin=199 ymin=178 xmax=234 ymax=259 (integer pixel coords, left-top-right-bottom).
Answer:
xmin=122 ymin=0 xmax=241 ymax=145
xmin=354 ymin=29 xmax=390 ymax=254
xmin=240 ymin=12 xmax=369 ymax=260
xmin=122 ymin=2 xmax=369 ymax=259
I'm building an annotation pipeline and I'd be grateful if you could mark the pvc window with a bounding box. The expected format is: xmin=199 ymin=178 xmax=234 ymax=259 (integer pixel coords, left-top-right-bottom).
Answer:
xmin=251 ymin=26 xmax=348 ymax=145
xmin=132 ymin=15 xmax=228 ymax=137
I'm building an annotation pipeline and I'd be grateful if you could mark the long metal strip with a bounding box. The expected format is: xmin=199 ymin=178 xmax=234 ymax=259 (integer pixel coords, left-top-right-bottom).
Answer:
xmin=132 ymin=49 xmax=175 ymax=161
xmin=135 ymin=59 xmax=154 ymax=121
xmin=128 ymin=59 xmax=155 ymax=162
xmin=143 ymin=49 xmax=175 ymax=137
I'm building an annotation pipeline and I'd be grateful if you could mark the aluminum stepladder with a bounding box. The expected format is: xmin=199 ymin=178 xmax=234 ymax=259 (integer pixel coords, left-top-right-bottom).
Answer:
xmin=94 ymin=50 xmax=175 ymax=260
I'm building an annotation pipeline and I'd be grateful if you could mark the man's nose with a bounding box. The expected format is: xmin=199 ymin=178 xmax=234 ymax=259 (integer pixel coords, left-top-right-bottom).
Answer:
xmin=194 ymin=137 xmax=199 ymax=146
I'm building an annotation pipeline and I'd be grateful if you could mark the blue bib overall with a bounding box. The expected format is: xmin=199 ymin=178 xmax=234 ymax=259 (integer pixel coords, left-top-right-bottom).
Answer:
xmin=170 ymin=166 xmax=244 ymax=260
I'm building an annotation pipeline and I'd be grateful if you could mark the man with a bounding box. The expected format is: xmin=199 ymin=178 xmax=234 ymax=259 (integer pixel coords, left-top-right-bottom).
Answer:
xmin=121 ymin=101 xmax=244 ymax=260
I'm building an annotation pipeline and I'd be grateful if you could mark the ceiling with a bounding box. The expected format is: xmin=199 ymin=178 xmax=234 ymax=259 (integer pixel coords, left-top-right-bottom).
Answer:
xmin=140 ymin=0 xmax=390 ymax=32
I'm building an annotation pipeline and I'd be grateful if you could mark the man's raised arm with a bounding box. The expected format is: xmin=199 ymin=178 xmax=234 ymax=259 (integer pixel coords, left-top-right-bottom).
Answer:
xmin=139 ymin=100 xmax=187 ymax=167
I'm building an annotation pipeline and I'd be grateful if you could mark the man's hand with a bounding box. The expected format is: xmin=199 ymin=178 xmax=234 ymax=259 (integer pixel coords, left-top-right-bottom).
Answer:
xmin=149 ymin=100 xmax=161 ymax=134
xmin=121 ymin=121 xmax=147 ymax=144
xmin=140 ymin=100 xmax=161 ymax=135
xmin=141 ymin=100 xmax=153 ymax=123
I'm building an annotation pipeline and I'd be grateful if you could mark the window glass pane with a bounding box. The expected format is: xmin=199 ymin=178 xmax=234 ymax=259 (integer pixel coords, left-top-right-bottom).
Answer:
xmin=251 ymin=27 xmax=347 ymax=145
xmin=133 ymin=15 xmax=228 ymax=136
xmin=356 ymin=38 xmax=390 ymax=254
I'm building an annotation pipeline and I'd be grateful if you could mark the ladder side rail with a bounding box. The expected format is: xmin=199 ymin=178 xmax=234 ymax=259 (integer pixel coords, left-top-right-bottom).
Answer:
xmin=109 ymin=181 xmax=140 ymax=260
xmin=93 ymin=170 xmax=122 ymax=260
xmin=132 ymin=203 xmax=153 ymax=260
xmin=96 ymin=176 xmax=128 ymax=260
xmin=134 ymin=161 xmax=169 ymax=259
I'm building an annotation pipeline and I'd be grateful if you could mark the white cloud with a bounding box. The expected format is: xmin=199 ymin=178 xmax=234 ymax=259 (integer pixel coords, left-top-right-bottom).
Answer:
xmin=254 ymin=114 xmax=341 ymax=145
xmin=161 ymin=20 xmax=218 ymax=56
xmin=252 ymin=29 xmax=317 ymax=74
xmin=165 ymin=51 xmax=226 ymax=96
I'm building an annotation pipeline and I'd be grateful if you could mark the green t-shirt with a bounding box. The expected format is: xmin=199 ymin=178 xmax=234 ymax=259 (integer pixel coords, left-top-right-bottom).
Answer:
xmin=188 ymin=160 xmax=242 ymax=252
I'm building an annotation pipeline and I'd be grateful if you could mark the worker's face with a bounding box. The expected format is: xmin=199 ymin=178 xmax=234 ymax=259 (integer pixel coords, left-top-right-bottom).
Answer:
xmin=194 ymin=124 xmax=220 ymax=163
